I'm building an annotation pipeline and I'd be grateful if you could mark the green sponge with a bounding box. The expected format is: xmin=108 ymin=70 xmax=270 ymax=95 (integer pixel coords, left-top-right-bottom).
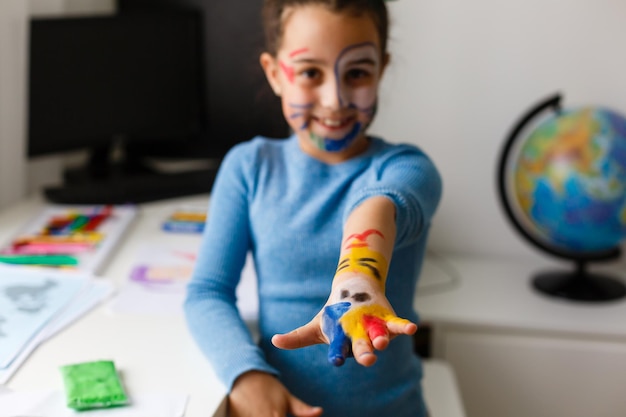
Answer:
xmin=60 ymin=360 xmax=129 ymax=410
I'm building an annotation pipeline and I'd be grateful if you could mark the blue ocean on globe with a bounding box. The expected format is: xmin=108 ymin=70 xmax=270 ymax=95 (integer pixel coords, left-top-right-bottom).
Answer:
xmin=512 ymin=107 xmax=626 ymax=253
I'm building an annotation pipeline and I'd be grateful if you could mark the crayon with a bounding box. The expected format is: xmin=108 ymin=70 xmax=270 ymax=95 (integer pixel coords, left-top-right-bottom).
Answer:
xmin=0 ymin=254 xmax=79 ymax=266
xmin=12 ymin=233 xmax=103 ymax=246
xmin=6 ymin=242 xmax=93 ymax=255
xmin=169 ymin=212 xmax=206 ymax=222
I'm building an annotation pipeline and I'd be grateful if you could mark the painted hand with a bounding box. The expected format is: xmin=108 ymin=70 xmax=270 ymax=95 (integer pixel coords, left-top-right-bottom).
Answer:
xmin=272 ymin=277 xmax=416 ymax=367
xmin=322 ymin=300 xmax=416 ymax=367
xmin=273 ymin=225 xmax=416 ymax=367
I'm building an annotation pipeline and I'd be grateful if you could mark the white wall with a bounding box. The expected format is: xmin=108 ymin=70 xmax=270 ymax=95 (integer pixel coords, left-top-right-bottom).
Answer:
xmin=0 ymin=0 xmax=28 ymax=210
xmin=372 ymin=0 xmax=626 ymax=259
xmin=29 ymin=0 xmax=114 ymax=16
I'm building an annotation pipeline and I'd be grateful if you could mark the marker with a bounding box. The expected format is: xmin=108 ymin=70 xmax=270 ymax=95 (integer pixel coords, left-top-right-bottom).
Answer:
xmin=12 ymin=233 xmax=103 ymax=246
xmin=7 ymin=242 xmax=93 ymax=255
xmin=169 ymin=212 xmax=206 ymax=222
xmin=0 ymin=254 xmax=79 ymax=266
xmin=162 ymin=220 xmax=205 ymax=233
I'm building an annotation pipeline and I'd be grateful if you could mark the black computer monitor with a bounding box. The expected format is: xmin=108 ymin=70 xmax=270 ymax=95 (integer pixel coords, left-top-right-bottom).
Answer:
xmin=116 ymin=0 xmax=289 ymax=159
xmin=28 ymin=5 xmax=288 ymax=204
xmin=29 ymin=12 xmax=205 ymax=157
xmin=28 ymin=11 xmax=209 ymax=204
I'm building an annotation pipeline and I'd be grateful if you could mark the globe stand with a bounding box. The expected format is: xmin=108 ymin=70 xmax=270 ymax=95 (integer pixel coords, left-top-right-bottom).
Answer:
xmin=533 ymin=261 xmax=626 ymax=302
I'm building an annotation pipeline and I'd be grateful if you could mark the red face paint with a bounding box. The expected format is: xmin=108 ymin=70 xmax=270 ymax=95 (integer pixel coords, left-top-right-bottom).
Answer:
xmin=288 ymin=47 xmax=309 ymax=58
xmin=279 ymin=60 xmax=295 ymax=84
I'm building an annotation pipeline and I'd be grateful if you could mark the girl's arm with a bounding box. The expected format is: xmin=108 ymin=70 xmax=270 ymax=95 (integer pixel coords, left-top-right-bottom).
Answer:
xmin=272 ymin=195 xmax=417 ymax=367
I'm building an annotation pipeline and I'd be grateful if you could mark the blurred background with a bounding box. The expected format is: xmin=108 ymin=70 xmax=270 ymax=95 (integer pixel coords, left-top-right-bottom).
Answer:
xmin=1 ymin=0 xmax=625 ymax=262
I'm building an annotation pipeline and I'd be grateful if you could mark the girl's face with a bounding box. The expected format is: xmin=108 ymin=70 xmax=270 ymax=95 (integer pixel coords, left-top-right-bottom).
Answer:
xmin=261 ymin=5 xmax=388 ymax=162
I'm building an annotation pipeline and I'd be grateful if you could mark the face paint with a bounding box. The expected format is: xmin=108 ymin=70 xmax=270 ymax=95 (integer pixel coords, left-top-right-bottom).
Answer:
xmin=269 ymin=6 xmax=385 ymax=158
xmin=287 ymin=102 xmax=314 ymax=130
xmin=335 ymin=228 xmax=388 ymax=287
xmin=333 ymin=42 xmax=380 ymax=112
xmin=306 ymin=43 xmax=381 ymax=152
xmin=288 ymin=47 xmax=309 ymax=58
xmin=309 ymin=124 xmax=361 ymax=152
xmin=279 ymin=60 xmax=296 ymax=84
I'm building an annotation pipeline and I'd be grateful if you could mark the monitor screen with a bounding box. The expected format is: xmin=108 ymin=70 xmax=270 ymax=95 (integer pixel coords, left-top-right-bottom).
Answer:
xmin=117 ymin=0 xmax=290 ymax=159
xmin=28 ymin=11 xmax=205 ymax=157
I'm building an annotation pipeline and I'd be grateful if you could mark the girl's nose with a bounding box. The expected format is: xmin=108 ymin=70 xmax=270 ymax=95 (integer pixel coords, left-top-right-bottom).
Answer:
xmin=319 ymin=78 xmax=347 ymax=110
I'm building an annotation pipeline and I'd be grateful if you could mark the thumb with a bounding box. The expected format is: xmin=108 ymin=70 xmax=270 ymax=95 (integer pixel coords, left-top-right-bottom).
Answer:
xmin=272 ymin=320 xmax=324 ymax=350
xmin=288 ymin=394 xmax=323 ymax=417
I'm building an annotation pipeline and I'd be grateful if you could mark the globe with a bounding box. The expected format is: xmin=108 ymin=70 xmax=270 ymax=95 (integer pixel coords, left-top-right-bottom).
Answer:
xmin=515 ymin=107 xmax=626 ymax=252
xmin=498 ymin=93 xmax=626 ymax=302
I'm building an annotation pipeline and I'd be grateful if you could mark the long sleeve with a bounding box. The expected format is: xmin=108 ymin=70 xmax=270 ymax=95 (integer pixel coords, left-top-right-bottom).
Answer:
xmin=344 ymin=144 xmax=442 ymax=248
xmin=184 ymin=144 xmax=278 ymax=390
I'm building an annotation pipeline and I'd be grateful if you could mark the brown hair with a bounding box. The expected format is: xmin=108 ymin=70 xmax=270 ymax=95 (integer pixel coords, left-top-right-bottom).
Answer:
xmin=262 ymin=0 xmax=389 ymax=57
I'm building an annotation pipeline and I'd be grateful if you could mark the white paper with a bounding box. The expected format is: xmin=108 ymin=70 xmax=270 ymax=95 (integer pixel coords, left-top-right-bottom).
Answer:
xmin=0 ymin=267 xmax=88 ymax=369
xmin=108 ymin=248 xmax=259 ymax=322
xmin=0 ymin=389 xmax=187 ymax=417
xmin=0 ymin=279 xmax=114 ymax=384
xmin=106 ymin=281 xmax=186 ymax=316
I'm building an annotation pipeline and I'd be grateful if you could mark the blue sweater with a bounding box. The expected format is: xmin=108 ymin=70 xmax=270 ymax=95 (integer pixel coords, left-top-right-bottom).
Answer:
xmin=185 ymin=134 xmax=442 ymax=417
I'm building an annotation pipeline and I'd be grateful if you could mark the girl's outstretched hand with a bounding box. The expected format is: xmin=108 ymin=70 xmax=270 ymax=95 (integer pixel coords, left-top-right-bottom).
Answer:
xmin=274 ymin=197 xmax=417 ymax=367
xmin=228 ymin=371 xmax=323 ymax=417
xmin=272 ymin=278 xmax=417 ymax=367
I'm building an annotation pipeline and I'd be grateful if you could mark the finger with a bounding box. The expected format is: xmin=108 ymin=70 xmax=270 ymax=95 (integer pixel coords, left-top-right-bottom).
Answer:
xmin=272 ymin=321 xmax=325 ymax=350
xmin=288 ymin=394 xmax=324 ymax=417
xmin=351 ymin=337 xmax=377 ymax=367
xmin=371 ymin=334 xmax=390 ymax=351
xmin=386 ymin=319 xmax=417 ymax=336
xmin=363 ymin=315 xmax=390 ymax=350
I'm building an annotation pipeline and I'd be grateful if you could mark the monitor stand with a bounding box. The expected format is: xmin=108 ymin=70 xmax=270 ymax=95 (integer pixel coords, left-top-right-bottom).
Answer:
xmin=43 ymin=144 xmax=220 ymax=205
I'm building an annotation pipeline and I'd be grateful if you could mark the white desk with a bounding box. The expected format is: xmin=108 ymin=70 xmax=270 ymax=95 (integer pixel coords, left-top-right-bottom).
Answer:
xmin=1 ymin=195 xmax=465 ymax=417
xmin=1 ymin=194 xmax=226 ymax=417
xmin=416 ymin=253 xmax=626 ymax=417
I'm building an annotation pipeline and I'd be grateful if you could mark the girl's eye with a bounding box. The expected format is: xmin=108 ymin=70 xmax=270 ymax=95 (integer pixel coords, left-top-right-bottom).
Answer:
xmin=345 ymin=68 xmax=371 ymax=82
xmin=300 ymin=68 xmax=321 ymax=80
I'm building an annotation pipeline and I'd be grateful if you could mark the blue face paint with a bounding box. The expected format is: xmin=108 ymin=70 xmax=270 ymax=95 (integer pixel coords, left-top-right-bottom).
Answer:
xmin=310 ymin=121 xmax=362 ymax=152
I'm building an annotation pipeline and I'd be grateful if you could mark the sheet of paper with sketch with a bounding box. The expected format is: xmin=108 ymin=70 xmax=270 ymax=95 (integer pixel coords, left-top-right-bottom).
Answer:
xmin=0 ymin=266 xmax=87 ymax=369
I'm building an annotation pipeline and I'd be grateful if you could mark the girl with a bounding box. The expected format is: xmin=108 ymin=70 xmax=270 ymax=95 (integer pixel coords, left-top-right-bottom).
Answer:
xmin=184 ymin=1 xmax=442 ymax=416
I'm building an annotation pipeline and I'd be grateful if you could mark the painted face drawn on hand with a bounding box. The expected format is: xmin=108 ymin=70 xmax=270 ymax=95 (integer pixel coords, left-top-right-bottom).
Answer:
xmin=322 ymin=228 xmax=414 ymax=366
xmin=279 ymin=43 xmax=382 ymax=152
xmin=323 ymin=277 xmax=411 ymax=367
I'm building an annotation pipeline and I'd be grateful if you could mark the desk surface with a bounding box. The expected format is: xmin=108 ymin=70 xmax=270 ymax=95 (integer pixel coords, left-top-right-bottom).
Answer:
xmin=1 ymin=194 xmax=227 ymax=417
xmin=416 ymin=252 xmax=626 ymax=339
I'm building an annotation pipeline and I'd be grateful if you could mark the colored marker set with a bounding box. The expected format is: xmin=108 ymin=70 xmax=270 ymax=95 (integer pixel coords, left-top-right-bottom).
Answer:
xmin=0 ymin=207 xmax=112 ymax=268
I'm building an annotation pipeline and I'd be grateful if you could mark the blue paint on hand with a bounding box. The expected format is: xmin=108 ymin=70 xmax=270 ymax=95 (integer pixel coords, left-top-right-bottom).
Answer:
xmin=322 ymin=301 xmax=352 ymax=366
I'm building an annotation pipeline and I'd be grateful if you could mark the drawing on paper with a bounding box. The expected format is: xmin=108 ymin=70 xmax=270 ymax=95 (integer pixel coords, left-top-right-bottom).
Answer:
xmin=0 ymin=268 xmax=86 ymax=369
xmin=5 ymin=280 xmax=58 ymax=314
